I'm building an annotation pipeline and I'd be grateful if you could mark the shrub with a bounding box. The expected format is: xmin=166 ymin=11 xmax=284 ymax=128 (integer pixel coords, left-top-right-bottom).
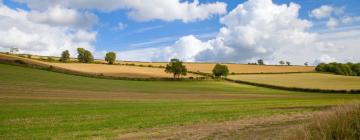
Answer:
xmin=212 ymin=64 xmax=229 ymax=78
xmin=105 ymin=52 xmax=116 ymax=64
xmin=316 ymin=62 xmax=360 ymax=76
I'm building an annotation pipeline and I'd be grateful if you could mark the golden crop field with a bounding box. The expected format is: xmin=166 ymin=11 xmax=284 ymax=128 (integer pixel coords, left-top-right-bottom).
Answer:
xmin=0 ymin=54 xmax=200 ymax=78
xmin=228 ymin=73 xmax=360 ymax=90
xmin=126 ymin=62 xmax=315 ymax=74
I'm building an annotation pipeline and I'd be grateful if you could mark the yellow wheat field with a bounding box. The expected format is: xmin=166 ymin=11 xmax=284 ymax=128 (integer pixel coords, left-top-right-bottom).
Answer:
xmin=0 ymin=54 xmax=199 ymax=78
xmin=126 ymin=62 xmax=315 ymax=74
xmin=228 ymin=73 xmax=360 ymax=90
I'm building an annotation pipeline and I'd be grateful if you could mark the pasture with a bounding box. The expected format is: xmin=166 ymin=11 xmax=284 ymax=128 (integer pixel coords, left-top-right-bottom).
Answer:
xmin=228 ymin=73 xmax=360 ymax=90
xmin=1 ymin=63 xmax=360 ymax=139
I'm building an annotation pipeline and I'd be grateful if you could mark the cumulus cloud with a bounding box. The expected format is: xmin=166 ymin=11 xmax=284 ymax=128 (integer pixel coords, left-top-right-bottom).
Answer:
xmin=0 ymin=4 xmax=96 ymax=56
xmin=14 ymin=0 xmax=227 ymax=22
xmin=28 ymin=5 xmax=98 ymax=29
xmin=310 ymin=5 xmax=335 ymax=19
xmin=119 ymin=0 xmax=360 ymax=65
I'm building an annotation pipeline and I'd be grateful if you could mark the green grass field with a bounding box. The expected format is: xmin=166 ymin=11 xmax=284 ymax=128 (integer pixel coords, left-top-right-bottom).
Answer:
xmin=1 ymin=64 xmax=360 ymax=139
xmin=228 ymin=73 xmax=360 ymax=90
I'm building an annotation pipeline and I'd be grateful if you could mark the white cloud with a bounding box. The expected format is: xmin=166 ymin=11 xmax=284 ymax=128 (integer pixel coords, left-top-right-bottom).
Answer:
xmin=118 ymin=0 xmax=360 ymax=65
xmin=114 ymin=22 xmax=127 ymax=31
xmin=310 ymin=5 xmax=335 ymax=19
xmin=27 ymin=5 xmax=98 ymax=29
xmin=14 ymin=0 xmax=227 ymax=23
xmin=0 ymin=4 xmax=96 ymax=56
xmin=326 ymin=18 xmax=338 ymax=28
xmin=314 ymin=54 xmax=336 ymax=64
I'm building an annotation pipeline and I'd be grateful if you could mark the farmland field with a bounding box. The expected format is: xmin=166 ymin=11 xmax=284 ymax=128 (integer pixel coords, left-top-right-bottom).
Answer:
xmin=0 ymin=53 xmax=200 ymax=78
xmin=126 ymin=62 xmax=315 ymax=74
xmin=1 ymin=63 xmax=360 ymax=139
xmin=228 ymin=73 xmax=360 ymax=90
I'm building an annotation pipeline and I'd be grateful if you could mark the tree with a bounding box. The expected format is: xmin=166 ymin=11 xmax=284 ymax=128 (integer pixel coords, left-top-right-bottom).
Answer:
xmin=304 ymin=62 xmax=309 ymax=66
xmin=286 ymin=61 xmax=291 ymax=66
xmin=257 ymin=59 xmax=264 ymax=65
xmin=212 ymin=64 xmax=229 ymax=78
xmin=59 ymin=50 xmax=70 ymax=62
xmin=77 ymin=48 xmax=93 ymax=63
xmin=165 ymin=59 xmax=187 ymax=79
xmin=105 ymin=52 xmax=116 ymax=64
xmin=279 ymin=60 xmax=285 ymax=65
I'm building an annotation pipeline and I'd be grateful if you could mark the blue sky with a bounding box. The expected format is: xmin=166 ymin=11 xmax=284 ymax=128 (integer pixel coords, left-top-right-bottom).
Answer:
xmin=1 ymin=0 xmax=360 ymax=64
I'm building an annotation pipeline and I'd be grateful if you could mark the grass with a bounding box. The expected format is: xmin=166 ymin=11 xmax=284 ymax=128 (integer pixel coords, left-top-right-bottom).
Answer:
xmin=287 ymin=104 xmax=360 ymax=140
xmin=228 ymin=73 xmax=360 ymax=90
xmin=1 ymin=63 xmax=360 ymax=139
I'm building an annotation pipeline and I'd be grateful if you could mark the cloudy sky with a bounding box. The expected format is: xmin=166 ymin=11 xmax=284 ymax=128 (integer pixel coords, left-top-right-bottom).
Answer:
xmin=0 ymin=0 xmax=359 ymax=65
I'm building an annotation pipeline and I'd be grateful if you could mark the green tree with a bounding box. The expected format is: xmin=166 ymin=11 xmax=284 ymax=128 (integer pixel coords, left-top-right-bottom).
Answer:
xmin=304 ymin=62 xmax=308 ymax=66
xmin=279 ymin=60 xmax=285 ymax=65
xmin=286 ymin=61 xmax=291 ymax=66
xmin=105 ymin=52 xmax=116 ymax=64
xmin=59 ymin=50 xmax=70 ymax=62
xmin=212 ymin=64 xmax=229 ymax=78
xmin=165 ymin=59 xmax=187 ymax=79
xmin=257 ymin=59 xmax=264 ymax=65
xmin=77 ymin=48 xmax=93 ymax=63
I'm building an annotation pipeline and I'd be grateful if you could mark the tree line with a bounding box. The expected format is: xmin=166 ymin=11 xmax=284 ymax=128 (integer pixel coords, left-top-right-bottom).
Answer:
xmin=316 ymin=62 xmax=360 ymax=76
xmin=59 ymin=48 xmax=116 ymax=64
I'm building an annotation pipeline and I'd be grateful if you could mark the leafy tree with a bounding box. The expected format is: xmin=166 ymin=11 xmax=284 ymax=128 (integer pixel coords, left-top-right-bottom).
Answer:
xmin=212 ymin=64 xmax=229 ymax=78
xmin=59 ymin=50 xmax=70 ymax=62
xmin=105 ymin=52 xmax=116 ymax=64
xmin=165 ymin=59 xmax=187 ymax=79
xmin=77 ymin=48 xmax=93 ymax=63
xmin=257 ymin=59 xmax=264 ymax=65
xmin=304 ymin=62 xmax=309 ymax=66
xmin=286 ymin=61 xmax=291 ymax=66
xmin=279 ymin=60 xmax=285 ymax=65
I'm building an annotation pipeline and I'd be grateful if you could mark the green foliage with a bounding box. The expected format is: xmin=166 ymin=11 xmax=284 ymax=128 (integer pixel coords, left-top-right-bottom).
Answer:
xmin=212 ymin=64 xmax=229 ymax=78
xmin=77 ymin=48 xmax=93 ymax=63
xmin=59 ymin=50 xmax=70 ymax=62
xmin=286 ymin=61 xmax=291 ymax=66
xmin=257 ymin=59 xmax=264 ymax=65
xmin=279 ymin=60 xmax=285 ymax=65
xmin=105 ymin=52 xmax=116 ymax=64
xmin=165 ymin=58 xmax=187 ymax=78
xmin=304 ymin=62 xmax=308 ymax=66
xmin=315 ymin=62 xmax=360 ymax=76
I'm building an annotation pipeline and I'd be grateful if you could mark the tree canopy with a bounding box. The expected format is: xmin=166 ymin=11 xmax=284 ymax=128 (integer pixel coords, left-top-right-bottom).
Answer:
xmin=77 ymin=48 xmax=93 ymax=63
xmin=165 ymin=59 xmax=187 ymax=78
xmin=212 ymin=64 xmax=229 ymax=78
xmin=105 ymin=52 xmax=116 ymax=64
xmin=59 ymin=50 xmax=70 ymax=62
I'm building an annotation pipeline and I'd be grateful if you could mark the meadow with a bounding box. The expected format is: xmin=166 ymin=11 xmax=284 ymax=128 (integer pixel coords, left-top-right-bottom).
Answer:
xmin=227 ymin=73 xmax=360 ymax=91
xmin=1 ymin=63 xmax=360 ymax=139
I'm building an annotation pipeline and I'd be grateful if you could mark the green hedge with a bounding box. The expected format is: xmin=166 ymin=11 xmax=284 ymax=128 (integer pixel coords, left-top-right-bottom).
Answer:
xmin=316 ymin=62 xmax=360 ymax=76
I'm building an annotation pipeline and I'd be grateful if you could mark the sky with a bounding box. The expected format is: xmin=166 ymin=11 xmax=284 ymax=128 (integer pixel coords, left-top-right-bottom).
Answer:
xmin=0 ymin=0 xmax=359 ymax=65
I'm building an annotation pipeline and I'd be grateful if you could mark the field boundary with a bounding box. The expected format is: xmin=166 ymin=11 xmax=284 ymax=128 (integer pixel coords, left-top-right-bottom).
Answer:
xmin=0 ymin=58 xmax=208 ymax=81
xmin=224 ymin=78 xmax=360 ymax=94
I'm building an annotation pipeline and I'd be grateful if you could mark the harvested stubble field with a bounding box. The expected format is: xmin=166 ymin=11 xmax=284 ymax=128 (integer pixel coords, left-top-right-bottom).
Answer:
xmin=0 ymin=53 xmax=200 ymax=78
xmin=228 ymin=73 xmax=360 ymax=90
xmin=126 ymin=62 xmax=315 ymax=74
xmin=1 ymin=63 xmax=360 ymax=139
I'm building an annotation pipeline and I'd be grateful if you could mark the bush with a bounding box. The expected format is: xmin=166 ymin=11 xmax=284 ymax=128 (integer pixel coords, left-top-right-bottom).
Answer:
xmin=316 ymin=62 xmax=360 ymax=76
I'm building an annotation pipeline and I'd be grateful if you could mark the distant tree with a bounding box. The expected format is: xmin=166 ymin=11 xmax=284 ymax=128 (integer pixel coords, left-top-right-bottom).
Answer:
xmin=59 ymin=50 xmax=70 ymax=62
xmin=212 ymin=64 xmax=229 ymax=78
xmin=279 ymin=60 xmax=285 ymax=65
xmin=257 ymin=59 xmax=264 ymax=65
xmin=304 ymin=62 xmax=309 ymax=66
xmin=105 ymin=52 xmax=116 ymax=64
xmin=77 ymin=48 xmax=93 ymax=63
xmin=165 ymin=59 xmax=187 ymax=79
xmin=10 ymin=47 xmax=19 ymax=54
xmin=286 ymin=61 xmax=291 ymax=66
